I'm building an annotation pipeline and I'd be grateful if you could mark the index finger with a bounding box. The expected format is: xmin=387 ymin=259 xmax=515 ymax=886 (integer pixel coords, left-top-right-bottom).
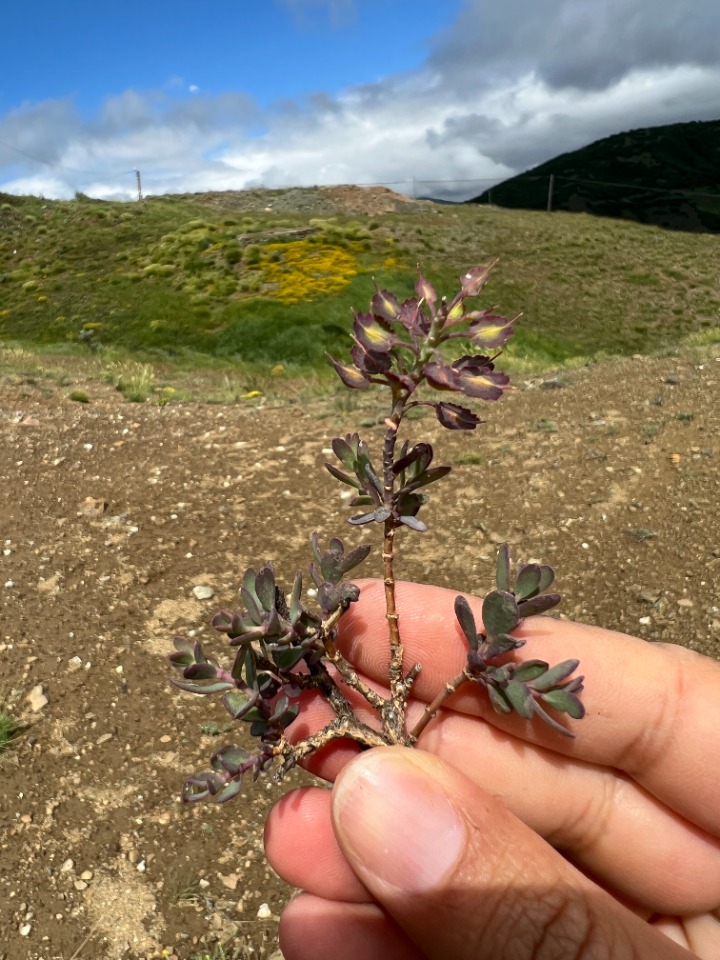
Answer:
xmin=336 ymin=579 xmax=720 ymax=836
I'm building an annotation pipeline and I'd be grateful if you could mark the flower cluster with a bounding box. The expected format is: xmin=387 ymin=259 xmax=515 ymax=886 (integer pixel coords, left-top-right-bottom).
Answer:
xmin=330 ymin=264 xmax=514 ymax=430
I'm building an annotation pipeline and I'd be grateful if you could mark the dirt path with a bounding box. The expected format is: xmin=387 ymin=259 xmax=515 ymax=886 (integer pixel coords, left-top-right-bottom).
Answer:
xmin=0 ymin=351 xmax=718 ymax=959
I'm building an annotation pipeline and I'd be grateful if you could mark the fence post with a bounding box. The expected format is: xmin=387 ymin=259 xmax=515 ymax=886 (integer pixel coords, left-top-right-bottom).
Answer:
xmin=546 ymin=174 xmax=555 ymax=213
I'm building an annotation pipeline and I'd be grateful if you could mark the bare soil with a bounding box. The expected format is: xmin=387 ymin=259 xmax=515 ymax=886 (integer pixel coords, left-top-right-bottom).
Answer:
xmin=0 ymin=352 xmax=718 ymax=959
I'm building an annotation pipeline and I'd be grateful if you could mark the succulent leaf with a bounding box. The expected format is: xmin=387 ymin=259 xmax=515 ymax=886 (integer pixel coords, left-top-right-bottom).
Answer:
xmin=415 ymin=272 xmax=437 ymax=309
xmin=531 ymin=659 xmax=581 ymax=692
xmin=468 ymin=315 xmax=514 ymax=350
xmin=504 ymin=680 xmax=534 ymax=718
xmin=398 ymin=514 xmax=427 ymax=532
xmin=371 ymin=289 xmax=401 ymax=322
xmin=434 ymin=401 xmax=482 ymax=430
xmin=515 ymin=563 xmax=542 ymax=601
xmin=517 ymin=593 xmax=561 ymax=617
xmin=454 ymin=595 xmax=479 ymax=650
xmin=496 ymin=544 xmax=511 ymax=593
xmin=511 ymin=660 xmax=548 ymax=683
xmin=354 ymin=313 xmax=397 ymax=353
xmin=482 ymin=590 xmax=520 ymax=637
xmin=255 ymin=565 xmax=276 ymax=612
xmin=329 ymin=356 xmax=369 ymax=389
xmin=214 ymin=778 xmax=245 ymax=803
xmin=541 ymin=687 xmax=586 ymax=719
xmin=460 ymin=264 xmax=493 ymax=297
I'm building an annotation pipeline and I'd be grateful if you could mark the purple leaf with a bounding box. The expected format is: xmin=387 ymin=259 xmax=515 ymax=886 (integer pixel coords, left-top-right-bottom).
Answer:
xmin=392 ymin=442 xmax=433 ymax=476
xmin=423 ymin=361 xmax=461 ymax=392
xmin=517 ymin=593 xmax=561 ymax=617
xmin=460 ymin=264 xmax=493 ymax=297
xmin=329 ymin=356 xmax=370 ymax=390
xmin=353 ymin=313 xmax=397 ymax=353
xmin=371 ymin=289 xmax=401 ymax=322
xmin=351 ymin=342 xmax=392 ymax=375
xmin=454 ymin=366 xmax=509 ymax=401
xmin=468 ymin=314 xmax=514 ymax=350
xmin=415 ymin=272 xmax=437 ymax=309
xmin=325 ymin=462 xmax=363 ymax=489
xmin=384 ymin=370 xmax=417 ymax=393
xmin=185 ymin=662 xmax=220 ymax=680
xmin=454 ymin=595 xmax=479 ymax=650
xmin=434 ymin=402 xmax=482 ymax=430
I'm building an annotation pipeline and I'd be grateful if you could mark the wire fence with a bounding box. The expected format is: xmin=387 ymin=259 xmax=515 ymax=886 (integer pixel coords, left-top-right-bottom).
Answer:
xmin=1 ymin=132 xmax=718 ymax=211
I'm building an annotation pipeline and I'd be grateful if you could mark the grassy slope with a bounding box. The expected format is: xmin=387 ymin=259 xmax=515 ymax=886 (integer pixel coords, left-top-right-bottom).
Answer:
xmin=469 ymin=119 xmax=720 ymax=234
xmin=0 ymin=190 xmax=719 ymax=382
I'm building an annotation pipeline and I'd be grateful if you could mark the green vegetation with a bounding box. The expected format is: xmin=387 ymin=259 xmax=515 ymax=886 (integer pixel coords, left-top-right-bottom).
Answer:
xmin=0 ymin=188 xmax=718 ymax=389
xmin=470 ymin=119 xmax=720 ymax=234
xmin=0 ymin=707 xmax=17 ymax=752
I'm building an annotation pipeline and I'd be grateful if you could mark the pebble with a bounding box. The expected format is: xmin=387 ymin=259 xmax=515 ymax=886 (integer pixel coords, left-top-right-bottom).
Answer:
xmin=257 ymin=902 xmax=272 ymax=919
xmin=192 ymin=585 xmax=215 ymax=600
xmin=27 ymin=684 xmax=48 ymax=712
xmin=19 ymin=923 xmax=31 ymax=936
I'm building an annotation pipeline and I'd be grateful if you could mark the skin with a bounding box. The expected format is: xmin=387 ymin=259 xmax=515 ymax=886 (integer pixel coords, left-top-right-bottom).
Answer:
xmin=264 ymin=579 xmax=720 ymax=960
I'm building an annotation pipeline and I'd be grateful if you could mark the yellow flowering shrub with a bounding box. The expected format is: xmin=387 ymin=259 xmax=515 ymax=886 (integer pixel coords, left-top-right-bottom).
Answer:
xmin=260 ymin=240 xmax=361 ymax=303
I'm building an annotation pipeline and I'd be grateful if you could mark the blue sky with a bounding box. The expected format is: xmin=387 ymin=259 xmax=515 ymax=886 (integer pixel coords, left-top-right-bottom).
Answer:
xmin=1 ymin=0 xmax=718 ymax=201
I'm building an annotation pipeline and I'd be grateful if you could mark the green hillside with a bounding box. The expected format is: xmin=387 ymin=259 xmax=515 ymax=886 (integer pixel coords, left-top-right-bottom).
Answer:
xmin=1 ymin=187 xmax=719 ymax=378
xmin=469 ymin=120 xmax=720 ymax=234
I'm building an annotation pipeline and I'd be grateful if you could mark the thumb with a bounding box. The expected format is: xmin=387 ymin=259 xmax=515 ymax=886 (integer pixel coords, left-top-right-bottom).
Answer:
xmin=331 ymin=747 xmax=691 ymax=960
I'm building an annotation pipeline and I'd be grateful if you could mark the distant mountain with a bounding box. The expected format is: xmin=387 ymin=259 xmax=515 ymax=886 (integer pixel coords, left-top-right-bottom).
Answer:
xmin=468 ymin=120 xmax=720 ymax=233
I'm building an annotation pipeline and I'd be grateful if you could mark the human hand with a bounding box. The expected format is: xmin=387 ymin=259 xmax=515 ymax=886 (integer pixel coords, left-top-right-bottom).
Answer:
xmin=265 ymin=580 xmax=720 ymax=960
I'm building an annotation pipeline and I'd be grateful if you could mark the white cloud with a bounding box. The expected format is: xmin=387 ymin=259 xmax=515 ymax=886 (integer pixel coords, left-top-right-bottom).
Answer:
xmin=2 ymin=0 xmax=719 ymax=202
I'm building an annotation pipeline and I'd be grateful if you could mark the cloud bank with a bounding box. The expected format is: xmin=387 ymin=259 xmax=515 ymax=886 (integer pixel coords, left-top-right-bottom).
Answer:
xmin=1 ymin=0 xmax=717 ymax=202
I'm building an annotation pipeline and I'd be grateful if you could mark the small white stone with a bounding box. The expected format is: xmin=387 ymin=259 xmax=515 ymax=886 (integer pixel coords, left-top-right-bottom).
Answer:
xmin=257 ymin=902 xmax=272 ymax=920
xmin=193 ymin=585 xmax=215 ymax=601
xmin=60 ymin=858 xmax=74 ymax=872
xmin=136 ymin=860 xmax=146 ymax=872
xmin=19 ymin=923 xmax=32 ymax=937
xmin=638 ymin=616 xmax=651 ymax=626
xmin=27 ymin=684 xmax=48 ymax=712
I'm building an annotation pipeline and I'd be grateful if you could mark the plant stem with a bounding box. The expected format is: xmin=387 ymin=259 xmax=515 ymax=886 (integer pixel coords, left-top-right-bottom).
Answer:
xmin=407 ymin=669 xmax=471 ymax=743
xmin=379 ymin=396 xmax=416 ymax=742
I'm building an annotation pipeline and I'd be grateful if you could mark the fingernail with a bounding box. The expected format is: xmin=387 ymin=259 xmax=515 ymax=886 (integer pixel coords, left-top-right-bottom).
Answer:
xmin=332 ymin=749 xmax=466 ymax=893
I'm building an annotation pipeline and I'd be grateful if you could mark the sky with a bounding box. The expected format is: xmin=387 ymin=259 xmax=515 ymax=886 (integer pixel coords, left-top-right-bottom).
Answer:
xmin=1 ymin=0 xmax=718 ymax=202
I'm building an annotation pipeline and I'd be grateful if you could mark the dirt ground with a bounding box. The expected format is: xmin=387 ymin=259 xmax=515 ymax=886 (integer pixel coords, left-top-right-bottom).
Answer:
xmin=0 ymin=350 xmax=718 ymax=959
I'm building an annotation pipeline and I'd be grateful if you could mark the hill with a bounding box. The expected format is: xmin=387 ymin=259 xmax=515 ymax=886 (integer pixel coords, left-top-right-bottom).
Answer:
xmin=468 ymin=120 xmax=720 ymax=234
xmin=1 ymin=185 xmax=719 ymax=379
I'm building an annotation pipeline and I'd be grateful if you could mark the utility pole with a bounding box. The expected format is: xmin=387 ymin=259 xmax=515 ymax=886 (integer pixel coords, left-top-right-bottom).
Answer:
xmin=135 ymin=169 xmax=143 ymax=202
xmin=546 ymin=173 xmax=555 ymax=213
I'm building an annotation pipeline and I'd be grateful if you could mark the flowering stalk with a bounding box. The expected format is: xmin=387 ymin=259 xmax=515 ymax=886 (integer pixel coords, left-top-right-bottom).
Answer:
xmin=169 ymin=264 xmax=585 ymax=803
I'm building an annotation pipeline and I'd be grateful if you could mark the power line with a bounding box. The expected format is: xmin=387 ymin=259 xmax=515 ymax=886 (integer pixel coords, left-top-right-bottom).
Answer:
xmin=518 ymin=172 xmax=720 ymax=203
